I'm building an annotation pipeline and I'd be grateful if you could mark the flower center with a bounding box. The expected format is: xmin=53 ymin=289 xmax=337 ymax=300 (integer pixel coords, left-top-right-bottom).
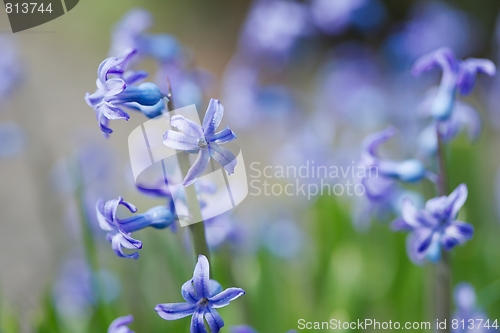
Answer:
xmin=199 ymin=297 xmax=209 ymax=306
xmin=198 ymin=137 xmax=208 ymax=149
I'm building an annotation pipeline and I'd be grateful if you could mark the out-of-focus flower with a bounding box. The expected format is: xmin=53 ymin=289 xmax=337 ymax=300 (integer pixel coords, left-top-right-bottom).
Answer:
xmin=222 ymin=60 xmax=298 ymax=128
xmin=453 ymin=283 xmax=496 ymax=333
xmin=417 ymin=90 xmax=481 ymax=157
xmin=0 ymin=123 xmax=25 ymax=157
xmin=231 ymin=326 xmax=296 ymax=333
xmin=53 ymin=256 xmax=121 ymax=318
xmin=155 ymin=255 xmax=245 ymax=333
xmin=392 ymin=184 xmax=473 ymax=264
xmin=108 ymin=315 xmax=135 ymax=333
xmin=262 ymin=219 xmax=303 ymax=259
xmin=110 ymin=8 xmax=181 ymax=63
xmin=311 ymin=0 xmax=386 ymax=35
xmin=361 ymin=127 xmax=426 ymax=184
xmin=412 ymin=47 xmax=495 ymax=120
xmin=163 ymin=99 xmax=237 ymax=186
xmin=85 ymin=49 xmax=165 ymax=135
xmin=96 ymin=197 xmax=175 ymax=259
xmin=238 ymin=0 xmax=309 ymax=64
xmin=0 ymin=36 xmax=21 ymax=102
xmin=383 ymin=1 xmax=481 ymax=69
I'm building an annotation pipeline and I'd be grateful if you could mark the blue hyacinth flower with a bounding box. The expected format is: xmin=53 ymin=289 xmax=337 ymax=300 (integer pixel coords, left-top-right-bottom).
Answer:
xmin=155 ymin=255 xmax=245 ymax=333
xmin=392 ymin=184 xmax=473 ymax=264
xmin=96 ymin=197 xmax=175 ymax=259
xmin=163 ymin=98 xmax=237 ymax=186
xmin=85 ymin=49 xmax=165 ymax=135
xmin=108 ymin=315 xmax=135 ymax=333
xmin=412 ymin=47 xmax=495 ymax=120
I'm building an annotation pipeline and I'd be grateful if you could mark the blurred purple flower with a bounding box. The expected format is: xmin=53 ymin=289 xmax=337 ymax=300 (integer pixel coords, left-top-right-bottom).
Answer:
xmin=155 ymin=255 xmax=245 ymax=333
xmin=96 ymin=197 xmax=175 ymax=259
xmin=453 ymin=283 xmax=497 ymax=333
xmin=0 ymin=123 xmax=25 ymax=157
xmin=392 ymin=184 xmax=473 ymax=264
xmin=85 ymin=49 xmax=165 ymax=135
xmin=311 ymin=0 xmax=386 ymax=35
xmin=361 ymin=127 xmax=427 ymax=185
xmin=0 ymin=36 xmax=21 ymax=102
xmin=163 ymin=99 xmax=237 ymax=186
xmin=412 ymin=47 xmax=495 ymax=120
xmin=383 ymin=1 xmax=485 ymax=71
xmin=110 ymin=8 xmax=181 ymax=64
xmin=239 ymin=0 xmax=309 ymax=64
xmin=108 ymin=315 xmax=135 ymax=333
xmin=53 ymin=256 xmax=121 ymax=318
xmin=262 ymin=219 xmax=304 ymax=259
xmin=231 ymin=326 xmax=296 ymax=333
xmin=417 ymin=91 xmax=481 ymax=157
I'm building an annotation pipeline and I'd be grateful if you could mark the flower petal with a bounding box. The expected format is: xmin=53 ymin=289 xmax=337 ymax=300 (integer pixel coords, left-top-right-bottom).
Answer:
xmin=193 ymin=255 xmax=211 ymax=299
xmin=209 ymin=288 xmax=245 ymax=309
xmin=96 ymin=199 xmax=114 ymax=231
xmin=210 ymin=126 xmax=236 ymax=144
xmin=182 ymin=280 xmax=200 ymax=303
xmin=411 ymin=47 xmax=458 ymax=76
xmin=401 ymin=198 xmax=435 ymax=229
xmin=190 ymin=309 xmax=208 ymax=333
xmin=202 ymin=99 xmax=224 ymax=138
xmin=448 ymin=184 xmax=468 ymax=219
xmin=171 ymin=115 xmax=204 ymax=138
xmin=155 ymin=302 xmax=196 ymax=320
xmin=209 ymin=144 xmax=237 ymax=175
xmin=442 ymin=221 xmax=474 ymax=251
xmin=108 ymin=315 xmax=134 ymax=333
xmin=110 ymin=233 xmax=140 ymax=259
xmin=457 ymin=58 xmax=496 ymax=95
xmin=183 ymin=149 xmax=211 ymax=186
xmin=204 ymin=307 xmax=224 ymax=333
xmin=163 ymin=130 xmax=200 ymax=151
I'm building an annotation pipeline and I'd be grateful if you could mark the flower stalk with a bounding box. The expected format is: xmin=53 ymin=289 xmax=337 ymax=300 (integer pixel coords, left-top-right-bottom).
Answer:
xmin=435 ymin=123 xmax=451 ymax=333
xmin=163 ymin=94 xmax=211 ymax=263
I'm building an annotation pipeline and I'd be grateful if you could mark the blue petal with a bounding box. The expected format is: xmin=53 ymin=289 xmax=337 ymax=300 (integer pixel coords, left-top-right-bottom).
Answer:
xmin=208 ymin=143 xmax=237 ymax=175
xmin=182 ymin=280 xmax=200 ymax=303
xmin=98 ymin=103 xmax=130 ymax=121
xmin=190 ymin=309 xmax=208 ymax=333
xmin=442 ymin=221 xmax=473 ymax=250
xmin=209 ymin=288 xmax=245 ymax=309
xmin=411 ymin=47 xmax=458 ymax=76
xmin=204 ymin=308 xmax=224 ymax=333
xmin=155 ymin=302 xmax=196 ymax=320
xmin=183 ymin=149 xmax=211 ymax=186
xmin=202 ymin=99 xmax=224 ymax=138
xmin=210 ymin=126 xmax=236 ymax=144
xmin=448 ymin=184 xmax=468 ymax=219
xmin=362 ymin=126 xmax=396 ymax=158
xmin=457 ymin=58 xmax=496 ymax=95
xmin=95 ymin=199 xmax=114 ymax=231
xmin=163 ymin=130 xmax=200 ymax=151
xmin=193 ymin=255 xmax=211 ymax=299
xmin=171 ymin=115 xmax=204 ymax=138
xmin=114 ymin=82 xmax=162 ymax=106
xmin=110 ymin=233 xmax=140 ymax=260
xmin=108 ymin=315 xmax=134 ymax=333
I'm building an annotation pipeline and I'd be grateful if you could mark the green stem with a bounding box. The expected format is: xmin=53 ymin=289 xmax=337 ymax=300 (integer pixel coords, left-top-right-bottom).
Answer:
xmin=163 ymin=92 xmax=211 ymax=263
xmin=435 ymin=123 xmax=451 ymax=333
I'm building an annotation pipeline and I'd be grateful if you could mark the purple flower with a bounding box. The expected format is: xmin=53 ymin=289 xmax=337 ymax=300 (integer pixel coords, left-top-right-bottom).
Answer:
xmin=412 ymin=47 xmax=495 ymax=120
xmin=110 ymin=8 xmax=181 ymax=64
xmin=85 ymin=49 xmax=164 ymax=135
xmin=231 ymin=326 xmax=296 ymax=333
xmin=238 ymin=0 xmax=309 ymax=64
xmin=453 ymin=283 xmax=496 ymax=333
xmin=96 ymin=197 xmax=175 ymax=259
xmin=108 ymin=315 xmax=135 ymax=333
xmin=163 ymin=99 xmax=237 ymax=186
xmin=392 ymin=184 xmax=473 ymax=263
xmin=361 ymin=127 xmax=427 ymax=185
xmin=155 ymin=255 xmax=245 ymax=333
xmin=0 ymin=36 xmax=21 ymax=103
